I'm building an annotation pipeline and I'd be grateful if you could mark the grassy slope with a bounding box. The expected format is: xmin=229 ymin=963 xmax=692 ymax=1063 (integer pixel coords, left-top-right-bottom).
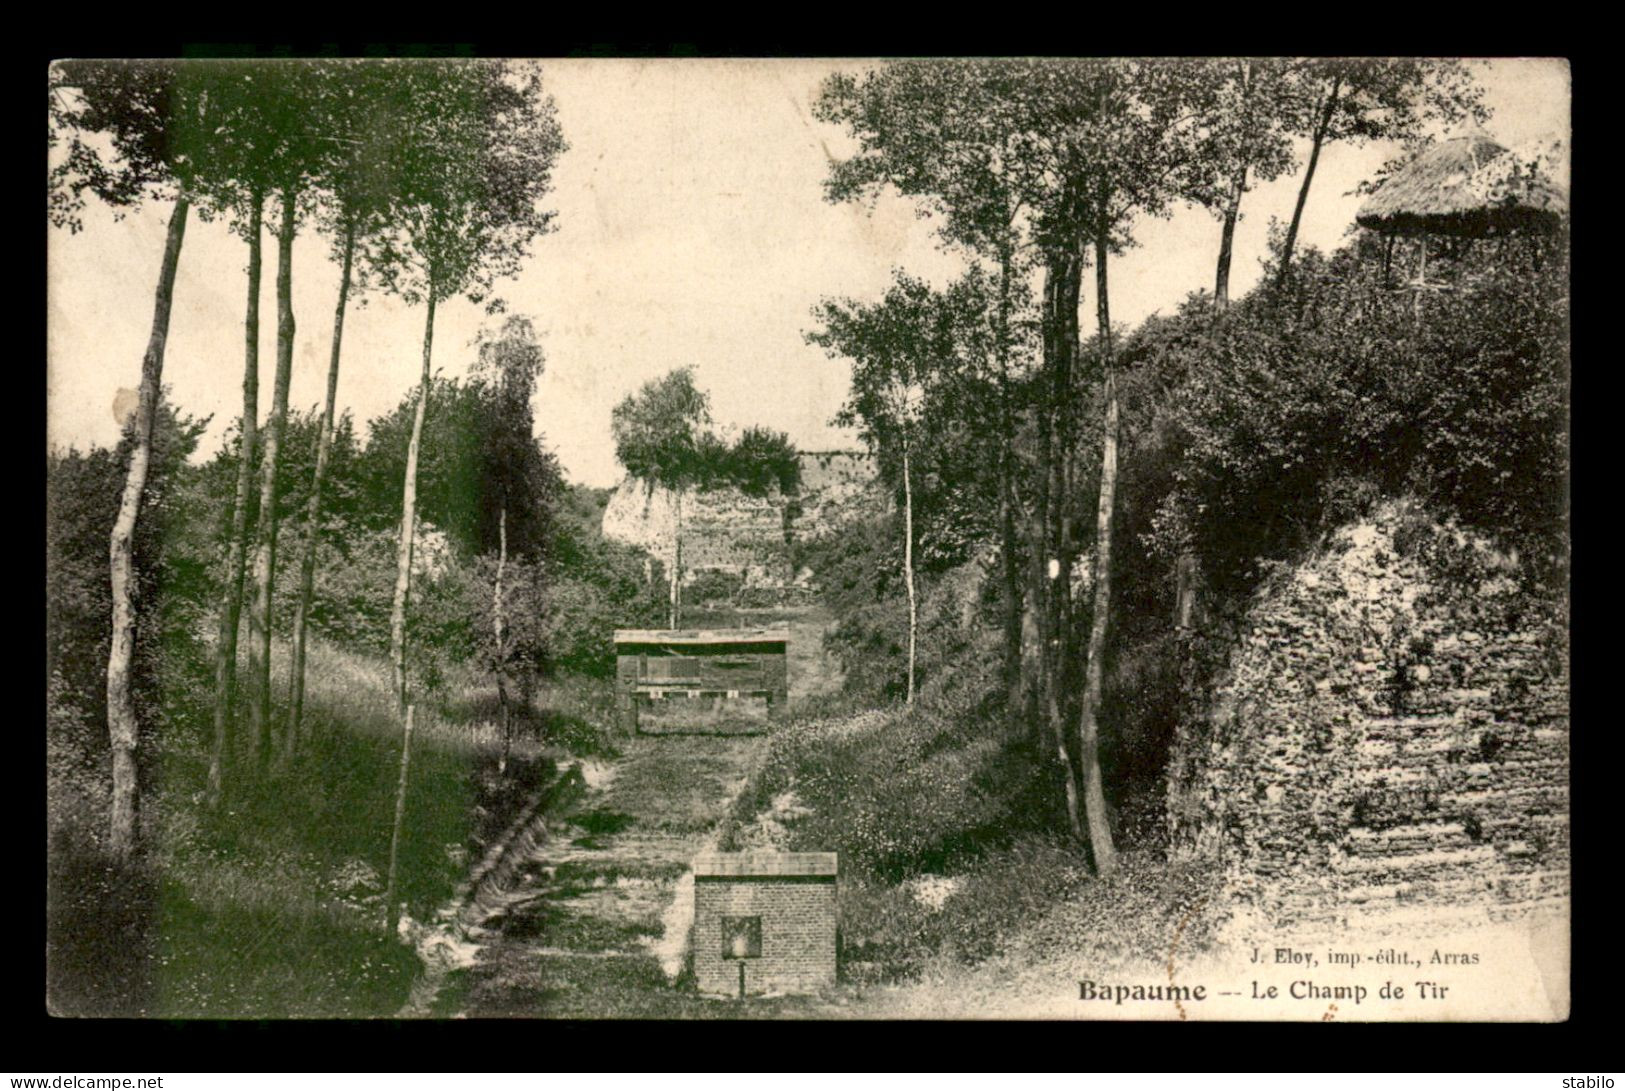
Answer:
xmin=48 ymin=632 xmax=588 ymax=1018
xmin=714 ymin=682 xmax=1224 ymax=1012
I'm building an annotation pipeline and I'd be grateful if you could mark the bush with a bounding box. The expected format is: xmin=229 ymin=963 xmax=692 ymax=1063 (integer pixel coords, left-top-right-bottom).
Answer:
xmin=684 ymin=568 xmax=746 ymax=608
xmin=1137 ymin=237 xmax=1568 ymax=597
xmin=824 ymin=597 xmax=909 ymax=700
xmin=47 ymin=403 xmax=210 ymax=757
xmin=718 ymin=425 xmax=800 ymax=498
xmin=537 ymin=535 xmax=666 ymax=677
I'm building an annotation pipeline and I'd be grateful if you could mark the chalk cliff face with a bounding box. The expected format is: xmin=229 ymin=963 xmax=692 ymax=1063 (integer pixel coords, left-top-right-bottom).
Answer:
xmin=1167 ymin=501 xmax=1569 ymax=929
xmin=599 ymin=451 xmax=882 ymax=587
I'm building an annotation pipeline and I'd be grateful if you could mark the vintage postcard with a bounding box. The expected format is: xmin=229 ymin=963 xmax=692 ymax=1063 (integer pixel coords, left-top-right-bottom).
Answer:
xmin=46 ymin=56 xmax=1570 ymax=1021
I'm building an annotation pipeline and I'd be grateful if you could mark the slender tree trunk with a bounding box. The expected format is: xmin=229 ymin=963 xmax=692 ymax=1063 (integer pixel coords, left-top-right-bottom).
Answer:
xmin=1076 ymin=228 xmax=1120 ymax=877
xmin=1214 ymin=165 xmax=1247 ymax=308
xmin=668 ymin=489 xmax=683 ymax=629
xmin=1215 ymin=59 xmax=1254 ymax=310
xmin=1054 ymin=712 xmax=1084 ymax=840
xmin=1025 ymin=509 xmax=1052 ymax=736
xmin=1183 ymin=164 xmax=1250 ymax=633
xmin=1278 ymin=76 xmax=1341 ymax=286
xmin=1031 ymin=262 xmax=1057 ymax=730
xmin=1045 ymin=253 xmax=1081 ymax=752
xmin=1035 ymin=253 xmax=1083 ymax=840
xmin=999 ymin=456 xmax=1023 ymax=718
xmin=391 ymin=290 xmax=436 ymax=715
xmin=1174 ymin=551 xmax=1201 ymax=629
xmin=246 ymin=190 xmax=298 ymax=775
xmin=206 ymin=191 xmax=262 ymax=810
xmin=1019 ymin=566 xmax=1043 ymax=725
xmin=1026 ymin=500 xmax=1080 ymax=841
xmin=495 ymin=506 xmax=509 ymax=773
xmin=384 ymin=705 xmax=414 ymax=935
xmin=284 ymin=217 xmax=355 ymax=762
xmin=902 ymin=435 xmax=917 ymax=706
xmin=106 ymin=193 xmax=190 ymax=859
xmin=994 ymin=250 xmax=1024 ymax=724
xmin=1031 ymin=502 xmax=1081 ymax=839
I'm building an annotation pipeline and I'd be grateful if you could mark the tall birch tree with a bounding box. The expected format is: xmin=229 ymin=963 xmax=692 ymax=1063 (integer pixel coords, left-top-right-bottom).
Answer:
xmin=810 ymin=275 xmax=958 ymax=706
xmin=49 ymin=60 xmax=214 ymax=855
xmin=1007 ymin=58 xmax=1215 ymax=873
xmin=283 ymin=61 xmax=401 ymax=759
xmin=192 ymin=63 xmax=311 ymax=804
xmin=609 ymin=367 xmax=713 ymax=630
xmin=243 ymin=66 xmax=319 ymax=775
xmin=815 ymin=60 xmax=1044 ymax=722
xmin=367 ymin=60 xmax=564 ymax=715
xmin=470 ymin=315 xmax=548 ymax=766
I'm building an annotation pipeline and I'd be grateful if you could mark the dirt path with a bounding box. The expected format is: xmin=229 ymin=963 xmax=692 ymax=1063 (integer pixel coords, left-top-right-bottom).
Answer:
xmin=430 ymin=734 xmax=759 ymax=1017
xmin=431 ymin=606 xmax=838 ymax=1019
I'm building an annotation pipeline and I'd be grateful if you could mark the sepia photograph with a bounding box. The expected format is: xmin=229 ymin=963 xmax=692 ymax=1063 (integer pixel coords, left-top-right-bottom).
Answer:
xmin=45 ymin=55 xmax=1570 ymax=1022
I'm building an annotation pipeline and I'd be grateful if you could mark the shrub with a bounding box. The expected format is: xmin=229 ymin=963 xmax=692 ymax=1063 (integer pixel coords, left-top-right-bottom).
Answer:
xmin=1142 ymin=239 xmax=1567 ymax=596
xmin=47 ymin=404 xmax=210 ymax=747
xmin=719 ymin=425 xmax=800 ymax=497
xmin=685 ymin=568 xmax=746 ymax=608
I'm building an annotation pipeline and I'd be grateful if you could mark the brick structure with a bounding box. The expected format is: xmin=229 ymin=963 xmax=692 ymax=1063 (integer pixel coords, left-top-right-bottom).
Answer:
xmin=692 ymin=851 xmax=837 ymax=996
xmin=1167 ymin=503 xmax=1569 ymax=928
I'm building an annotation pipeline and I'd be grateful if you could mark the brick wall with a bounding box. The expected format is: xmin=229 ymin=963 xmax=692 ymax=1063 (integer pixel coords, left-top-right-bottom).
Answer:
xmin=1167 ymin=502 xmax=1569 ymax=928
xmin=692 ymin=852 xmax=837 ymax=996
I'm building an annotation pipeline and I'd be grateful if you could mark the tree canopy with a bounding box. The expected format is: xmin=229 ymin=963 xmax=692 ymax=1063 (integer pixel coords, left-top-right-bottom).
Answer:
xmin=363 ymin=59 xmax=566 ymax=310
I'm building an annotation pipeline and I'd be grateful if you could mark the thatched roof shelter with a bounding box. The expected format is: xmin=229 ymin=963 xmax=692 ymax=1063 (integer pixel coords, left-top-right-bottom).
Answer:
xmin=1357 ymin=134 xmax=1568 ymax=238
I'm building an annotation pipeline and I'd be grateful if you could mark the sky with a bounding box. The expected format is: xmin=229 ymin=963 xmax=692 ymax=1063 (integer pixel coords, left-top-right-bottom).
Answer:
xmin=46 ymin=58 xmax=1570 ymax=489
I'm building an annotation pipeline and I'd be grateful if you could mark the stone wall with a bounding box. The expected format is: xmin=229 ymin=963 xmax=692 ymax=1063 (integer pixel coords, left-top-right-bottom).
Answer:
xmin=599 ymin=450 xmax=882 ymax=588
xmin=1167 ymin=501 xmax=1569 ymax=928
xmin=692 ymin=852 xmax=838 ymax=996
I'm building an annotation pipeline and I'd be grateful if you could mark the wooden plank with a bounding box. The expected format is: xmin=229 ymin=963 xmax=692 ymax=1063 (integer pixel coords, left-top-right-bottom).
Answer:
xmin=614 ymin=627 xmax=789 ymax=646
xmin=634 ymin=686 xmax=772 ymax=697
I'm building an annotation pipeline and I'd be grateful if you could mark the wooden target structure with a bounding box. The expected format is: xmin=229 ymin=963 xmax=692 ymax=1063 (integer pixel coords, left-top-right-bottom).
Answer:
xmin=613 ymin=627 xmax=789 ymax=734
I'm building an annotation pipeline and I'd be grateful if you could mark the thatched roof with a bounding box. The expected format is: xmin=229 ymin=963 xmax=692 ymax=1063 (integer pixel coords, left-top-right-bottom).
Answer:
xmin=1356 ymin=134 xmax=1568 ymax=238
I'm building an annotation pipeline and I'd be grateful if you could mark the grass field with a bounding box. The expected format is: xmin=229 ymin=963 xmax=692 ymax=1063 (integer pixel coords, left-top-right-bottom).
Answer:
xmin=47 ymin=631 xmax=598 ymax=1018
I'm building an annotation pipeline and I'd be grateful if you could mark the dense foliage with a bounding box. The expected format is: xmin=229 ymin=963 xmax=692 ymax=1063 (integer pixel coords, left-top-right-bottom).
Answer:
xmin=47 ymin=403 xmax=211 ymax=844
xmin=611 ymin=367 xmax=802 ymax=497
xmin=1128 ymin=232 xmax=1569 ymax=600
xmin=801 ymin=227 xmax=1568 ymax=851
xmin=48 ymin=369 xmax=667 ymax=738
